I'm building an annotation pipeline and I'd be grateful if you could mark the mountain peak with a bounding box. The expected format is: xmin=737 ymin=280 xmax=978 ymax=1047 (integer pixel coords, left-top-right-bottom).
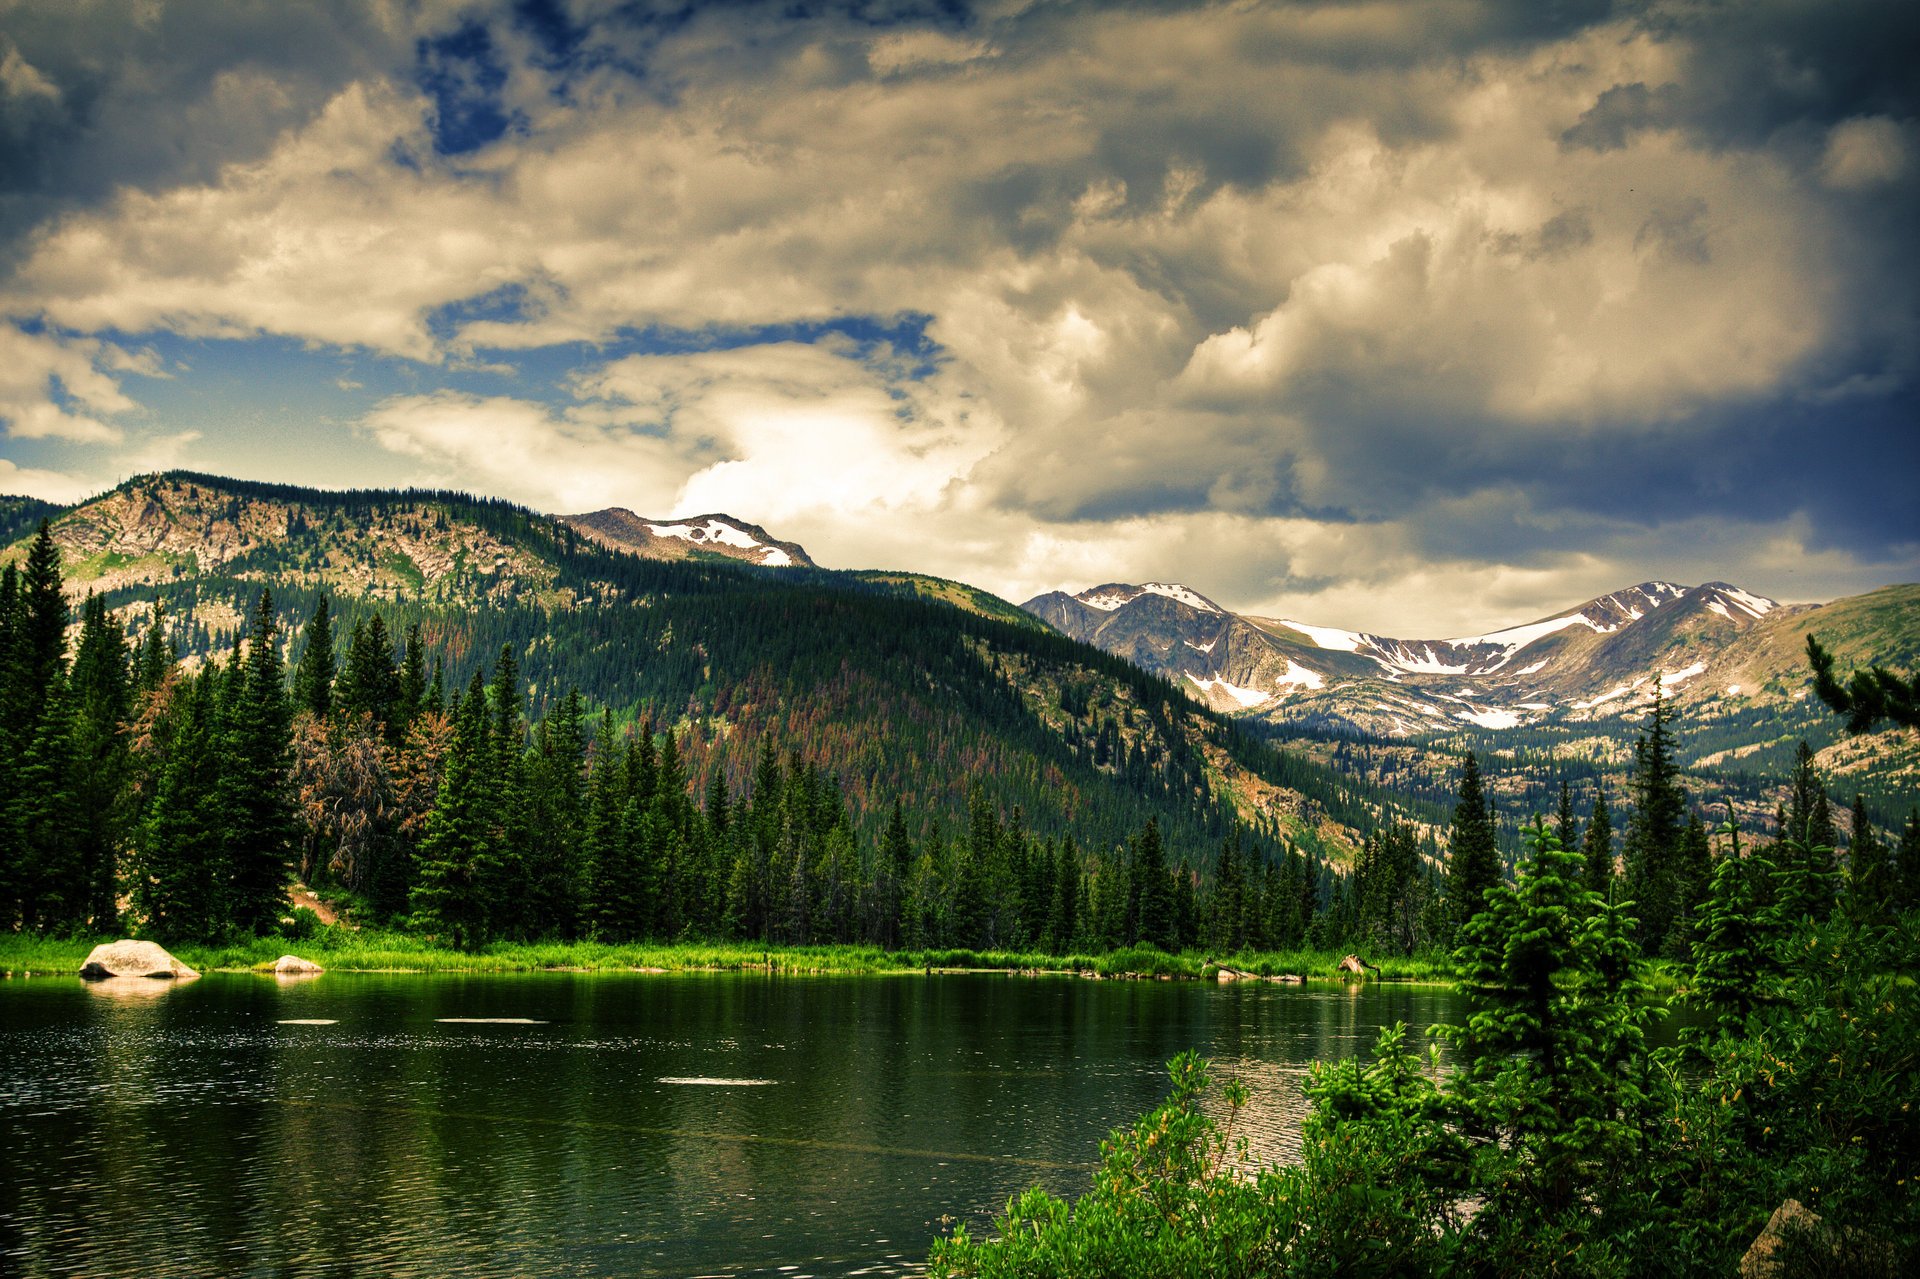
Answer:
xmin=562 ymin=508 xmax=814 ymax=569
xmin=1072 ymin=582 xmax=1223 ymax=614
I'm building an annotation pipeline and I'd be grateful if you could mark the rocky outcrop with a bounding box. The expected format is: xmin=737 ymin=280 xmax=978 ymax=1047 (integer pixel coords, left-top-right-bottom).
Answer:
xmin=273 ymin=955 xmax=324 ymax=975
xmin=78 ymin=939 xmax=199 ymax=981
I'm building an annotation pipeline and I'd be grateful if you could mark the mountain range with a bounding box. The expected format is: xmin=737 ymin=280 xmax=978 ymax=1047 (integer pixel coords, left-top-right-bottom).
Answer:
xmin=5 ymin=471 xmax=1915 ymax=847
xmin=0 ymin=472 xmax=1389 ymax=865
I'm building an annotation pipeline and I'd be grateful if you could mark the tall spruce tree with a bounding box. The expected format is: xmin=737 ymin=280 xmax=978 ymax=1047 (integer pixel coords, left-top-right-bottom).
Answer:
xmin=1447 ymin=752 xmax=1501 ymax=932
xmin=1624 ymin=685 xmax=1688 ymax=952
xmin=69 ymin=593 xmax=132 ymax=927
xmin=1846 ymin=795 xmax=1889 ymax=923
xmin=292 ymin=596 xmax=335 ymax=721
xmin=411 ymin=671 xmax=498 ymax=949
xmin=1583 ymin=787 xmax=1615 ymax=902
xmin=1132 ymin=817 xmax=1174 ymax=950
xmin=222 ymin=589 xmax=297 ymax=934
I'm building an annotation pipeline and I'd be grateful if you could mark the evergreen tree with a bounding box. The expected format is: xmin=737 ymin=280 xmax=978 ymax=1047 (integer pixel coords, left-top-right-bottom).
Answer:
xmin=1555 ymin=781 xmax=1579 ymax=859
xmin=411 ymin=671 xmax=498 ymax=949
xmin=133 ymin=665 xmax=227 ymax=939
xmin=1690 ymin=812 xmax=1779 ymax=1035
xmin=1049 ymin=835 xmax=1082 ymax=953
xmin=1131 ymin=818 xmax=1174 ymax=950
xmin=292 ymin=596 xmax=335 ymax=721
xmin=1899 ymin=809 xmax=1920 ymax=915
xmin=134 ymin=601 xmax=174 ymax=696
xmin=222 ymin=589 xmax=297 ymax=933
xmin=1778 ymin=741 xmax=1839 ymax=922
xmin=1451 ymin=821 xmax=1649 ymax=1217
xmin=69 ymin=593 xmax=132 ymax=928
xmin=1447 ymin=753 xmax=1501 ymax=933
xmin=1582 ymin=787 xmax=1614 ymax=902
xmin=1846 ymin=795 xmax=1889 ymax=923
xmin=1624 ymin=685 xmax=1688 ymax=952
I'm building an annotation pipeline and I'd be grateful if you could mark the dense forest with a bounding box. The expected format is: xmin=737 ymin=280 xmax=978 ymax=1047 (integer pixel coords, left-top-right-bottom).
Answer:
xmin=5 ymin=512 xmax=1914 ymax=964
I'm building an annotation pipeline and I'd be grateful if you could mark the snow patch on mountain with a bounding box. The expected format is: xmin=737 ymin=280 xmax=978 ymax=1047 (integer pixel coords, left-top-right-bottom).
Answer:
xmin=1275 ymin=620 xmax=1366 ymax=652
xmin=1185 ymin=638 xmax=1216 ymax=654
xmin=1457 ymin=708 xmax=1523 ymax=729
xmin=1140 ymin=582 xmax=1221 ymax=612
xmin=1275 ymin=660 xmax=1324 ymax=690
xmin=644 ymin=517 xmax=794 ymax=566
xmin=1660 ymin=662 xmax=1707 ymax=687
xmin=648 ymin=518 xmax=760 ymax=551
xmin=1184 ymin=674 xmax=1270 ymax=708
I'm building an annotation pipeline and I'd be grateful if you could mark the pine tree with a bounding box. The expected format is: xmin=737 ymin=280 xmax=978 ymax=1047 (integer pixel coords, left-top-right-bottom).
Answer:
xmin=1898 ymin=810 xmax=1920 ymax=915
xmin=1624 ymin=685 xmax=1687 ymax=952
xmin=1451 ymin=821 xmax=1648 ymax=1216
xmin=1778 ymin=741 xmax=1838 ymax=922
xmin=69 ymin=593 xmax=132 ymax=928
xmin=1447 ymin=753 xmax=1501 ymax=933
xmin=133 ymin=665 xmax=227 ymax=939
xmin=1582 ymin=787 xmax=1614 ymax=902
xmin=292 ymin=596 xmax=335 ymax=721
xmin=222 ymin=589 xmax=297 ymax=934
xmin=1845 ymin=795 xmax=1889 ymax=923
xmin=1690 ymin=816 xmax=1777 ymax=1035
xmin=1130 ymin=818 xmax=1174 ymax=950
xmin=1050 ymin=835 xmax=1082 ymax=953
xmin=411 ymin=671 xmax=498 ymax=949
xmin=1555 ymin=781 xmax=1580 ymax=858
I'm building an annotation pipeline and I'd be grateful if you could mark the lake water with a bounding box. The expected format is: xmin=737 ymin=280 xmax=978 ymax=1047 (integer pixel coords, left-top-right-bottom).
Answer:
xmin=0 ymin=971 xmax=1463 ymax=1277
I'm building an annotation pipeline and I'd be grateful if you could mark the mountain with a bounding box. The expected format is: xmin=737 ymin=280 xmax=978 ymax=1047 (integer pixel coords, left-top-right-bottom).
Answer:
xmin=2 ymin=472 xmax=1390 ymax=865
xmin=562 ymin=508 xmax=814 ymax=568
xmin=1024 ymin=577 xmax=1920 ymax=812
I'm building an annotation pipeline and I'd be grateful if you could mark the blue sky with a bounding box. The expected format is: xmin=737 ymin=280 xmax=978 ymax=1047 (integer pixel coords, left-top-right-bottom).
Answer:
xmin=1 ymin=0 xmax=1915 ymax=633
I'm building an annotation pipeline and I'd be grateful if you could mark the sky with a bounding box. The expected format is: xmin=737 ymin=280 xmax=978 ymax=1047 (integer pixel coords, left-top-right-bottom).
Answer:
xmin=0 ymin=0 xmax=1915 ymax=636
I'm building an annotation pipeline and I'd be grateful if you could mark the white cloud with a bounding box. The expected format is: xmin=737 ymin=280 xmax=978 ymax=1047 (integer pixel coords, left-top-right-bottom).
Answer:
xmin=0 ymin=324 xmax=140 ymax=443
xmin=0 ymin=4 xmax=1911 ymax=627
xmin=0 ymin=456 xmax=95 ymax=504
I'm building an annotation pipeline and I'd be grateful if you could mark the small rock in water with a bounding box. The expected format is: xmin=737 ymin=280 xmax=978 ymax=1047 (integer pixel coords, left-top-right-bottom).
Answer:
xmin=277 ymin=1019 xmax=338 ymax=1026
xmin=657 ymin=1077 xmax=776 ymax=1086
xmin=434 ymin=1017 xmax=546 ymax=1024
xmin=77 ymin=939 xmax=199 ymax=981
xmin=273 ymin=955 xmax=324 ymax=975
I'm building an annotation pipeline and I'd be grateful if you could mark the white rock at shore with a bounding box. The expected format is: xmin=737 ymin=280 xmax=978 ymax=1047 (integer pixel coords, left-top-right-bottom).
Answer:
xmin=78 ymin=939 xmax=199 ymax=981
xmin=273 ymin=955 xmax=324 ymax=975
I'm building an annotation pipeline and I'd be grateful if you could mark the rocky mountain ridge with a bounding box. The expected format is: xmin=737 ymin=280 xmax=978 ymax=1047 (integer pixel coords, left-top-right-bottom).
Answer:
xmin=562 ymin=508 xmax=814 ymax=568
xmin=1026 ymin=576 xmax=1916 ymax=738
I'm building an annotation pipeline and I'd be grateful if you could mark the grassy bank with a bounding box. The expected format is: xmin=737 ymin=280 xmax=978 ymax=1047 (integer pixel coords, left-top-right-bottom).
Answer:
xmin=0 ymin=930 xmax=1455 ymax=982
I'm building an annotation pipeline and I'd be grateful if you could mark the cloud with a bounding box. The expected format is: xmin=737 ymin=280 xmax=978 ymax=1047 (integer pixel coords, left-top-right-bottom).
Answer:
xmin=0 ymin=323 xmax=142 ymax=443
xmin=0 ymin=0 xmax=1913 ymax=630
xmin=0 ymin=455 xmax=96 ymax=504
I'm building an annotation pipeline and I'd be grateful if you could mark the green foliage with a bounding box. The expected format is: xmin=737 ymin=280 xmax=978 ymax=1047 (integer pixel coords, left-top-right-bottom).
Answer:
xmin=1446 ymin=752 xmax=1500 ymax=934
xmin=1808 ymin=633 xmax=1920 ymax=733
xmin=935 ymin=815 xmax=1920 ymax=1277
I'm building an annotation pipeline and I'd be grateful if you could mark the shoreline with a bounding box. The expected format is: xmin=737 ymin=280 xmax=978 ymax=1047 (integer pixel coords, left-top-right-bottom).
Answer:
xmin=0 ymin=934 xmax=1459 ymax=985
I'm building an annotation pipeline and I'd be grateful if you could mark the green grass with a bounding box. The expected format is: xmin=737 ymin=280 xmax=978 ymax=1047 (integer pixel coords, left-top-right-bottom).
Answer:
xmin=0 ymin=931 xmax=1460 ymax=981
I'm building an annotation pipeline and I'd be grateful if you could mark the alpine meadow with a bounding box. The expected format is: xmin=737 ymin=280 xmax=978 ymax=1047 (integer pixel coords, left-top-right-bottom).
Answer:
xmin=1 ymin=2 xmax=1917 ymax=1277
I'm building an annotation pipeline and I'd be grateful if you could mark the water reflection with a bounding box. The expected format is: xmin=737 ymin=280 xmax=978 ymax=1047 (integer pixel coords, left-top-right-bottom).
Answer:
xmin=2 ymin=972 xmax=1467 ymax=1277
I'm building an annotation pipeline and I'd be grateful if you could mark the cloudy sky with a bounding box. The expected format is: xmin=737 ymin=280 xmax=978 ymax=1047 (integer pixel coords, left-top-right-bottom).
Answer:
xmin=1 ymin=0 xmax=1914 ymax=634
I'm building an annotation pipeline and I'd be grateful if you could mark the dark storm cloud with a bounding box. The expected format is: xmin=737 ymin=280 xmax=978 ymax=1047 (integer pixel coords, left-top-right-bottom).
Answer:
xmin=2 ymin=0 xmax=1913 ymax=628
xmin=0 ymin=1 xmax=418 ymax=264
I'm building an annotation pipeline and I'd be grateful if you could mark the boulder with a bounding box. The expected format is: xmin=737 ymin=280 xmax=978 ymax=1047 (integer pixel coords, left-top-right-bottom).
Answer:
xmin=78 ymin=939 xmax=199 ymax=981
xmin=273 ymin=955 xmax=324 ymax=975
xmin=1740 ymin=1199 xmax=1825 ymax=1277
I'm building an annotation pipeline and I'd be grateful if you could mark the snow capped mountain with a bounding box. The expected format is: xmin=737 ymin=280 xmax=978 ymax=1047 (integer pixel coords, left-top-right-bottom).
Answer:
xmin=1021 ymin=577 xmax=1817 ymax=736
xmin=1074 ymin=582 xmax=1224 ymax=613
xmin=562 ymin=508 xmax=815 ymax=569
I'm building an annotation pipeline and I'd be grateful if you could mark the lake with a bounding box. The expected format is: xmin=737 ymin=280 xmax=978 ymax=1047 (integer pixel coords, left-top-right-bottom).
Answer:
xmin=0 ymin=971 xmax=1464 ymax=1277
